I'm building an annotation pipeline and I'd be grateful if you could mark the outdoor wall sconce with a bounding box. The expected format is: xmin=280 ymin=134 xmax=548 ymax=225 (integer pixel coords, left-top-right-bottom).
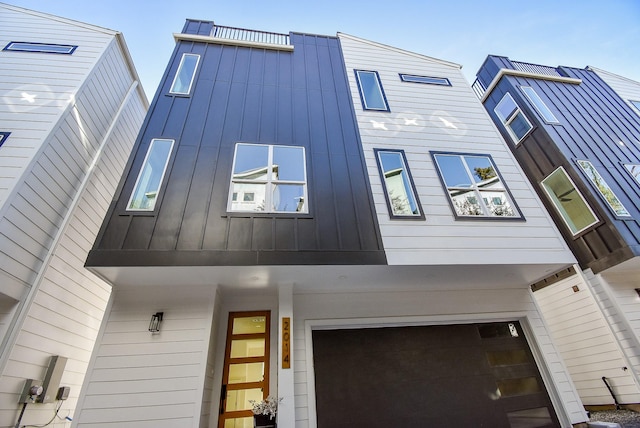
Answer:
xmin=149 ymin=312 xmax=163 ymax=332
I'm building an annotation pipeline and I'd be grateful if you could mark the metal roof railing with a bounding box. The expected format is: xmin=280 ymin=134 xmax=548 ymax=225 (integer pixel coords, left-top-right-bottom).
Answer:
xmin=211 ymin=25 xmax=291 ymax=46
xmin=511 ymin=61 xmax=561 ymax=77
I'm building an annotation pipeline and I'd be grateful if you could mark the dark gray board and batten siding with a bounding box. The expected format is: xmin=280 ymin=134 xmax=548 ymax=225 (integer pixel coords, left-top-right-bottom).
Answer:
xmin=87 ymin=24 xmax=386 ymax=267
xmin=478 ymin=56 xmax=640 ymax=273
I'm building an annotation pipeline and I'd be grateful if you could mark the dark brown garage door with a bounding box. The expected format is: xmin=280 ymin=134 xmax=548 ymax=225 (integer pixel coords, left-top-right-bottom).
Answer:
xmin=312 ymin=321 xmax=560 ymax=428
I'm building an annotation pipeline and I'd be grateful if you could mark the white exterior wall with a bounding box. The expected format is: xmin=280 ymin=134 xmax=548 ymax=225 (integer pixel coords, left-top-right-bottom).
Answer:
xmin=73 ymin=285 xmax=217 ymax=428
xmin=591 ymin=67 xmax=640 ymax=112
xmin=338 ymin=33 xmax=574 ymax=267
xmin=534 ymin=269 xmax=640 ymax=405
xmin=291 ymin=287 xmax=586 ymax=427
xmin=0 ymin=4 xmax=147 ymax=428
xmin=587 ymin=269 xmax=640 ymax=388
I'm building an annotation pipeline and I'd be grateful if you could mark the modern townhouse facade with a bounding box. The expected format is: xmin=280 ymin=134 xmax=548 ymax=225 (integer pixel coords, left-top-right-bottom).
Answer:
xmin=80 ymin=20 xmax=588 ymax=427
xmin=475 ymin=56 xmax=640 ymax=409
xmin=0 ymin=3 xmax=147 ymax=427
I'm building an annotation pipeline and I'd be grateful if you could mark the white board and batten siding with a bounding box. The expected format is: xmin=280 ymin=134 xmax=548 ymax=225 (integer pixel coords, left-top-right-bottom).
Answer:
xmin=73 ymin=285 xmax=217 ymax=428
xmin=291 ymin=287 xmax=587 ymax=427
xmin=338 ymin=33 xmax=574 ymax=268
xmin=0 ymin=4 xmax=148 ymax=428
xmin=533 ymin=270 xmax=640 ymax=405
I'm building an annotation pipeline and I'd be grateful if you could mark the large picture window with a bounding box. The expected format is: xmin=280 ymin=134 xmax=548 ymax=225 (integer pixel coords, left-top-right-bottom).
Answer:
xmin=170 ymin=53 xmax=200 ymax=95
xmin=576 ymin=160 xmax=630 ymax=217
xmin=229 ymin=143 xmax=307 ymax=213
xmin=127 ymin=139 xmax=174 ymax=211
xmin=354 ymin=70 xmax=390 ymax=111
xmin=541 ymin=167 xmax=599 ymax=235
xmin=431 ymin=152 xmax=520 ymax=218
xmin=374 ymin=149 xmax=423 ymax=219
xmin=494 ymin=93 xmax=533 ymax=143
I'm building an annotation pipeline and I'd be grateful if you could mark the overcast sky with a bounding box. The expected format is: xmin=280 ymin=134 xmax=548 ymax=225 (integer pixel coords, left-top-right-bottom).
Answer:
xmin=6 ymin=0 xmax=640 ymax=101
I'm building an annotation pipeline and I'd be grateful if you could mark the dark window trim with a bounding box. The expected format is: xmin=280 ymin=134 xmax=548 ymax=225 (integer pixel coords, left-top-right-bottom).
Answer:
xmin=430 ymin=150 xmax=525 ymax=221
xmin=0 ymin=132 xmax=10 ymax=147
xmin=3 ymin=41 xmax=77 ymax=54
xmin=399 ymin=74 xmax=451 ymax=86
xmin=354 ymin=69 xmax=390 ymax=112
xmin=373 ymin=148 xmax=425 ymax=220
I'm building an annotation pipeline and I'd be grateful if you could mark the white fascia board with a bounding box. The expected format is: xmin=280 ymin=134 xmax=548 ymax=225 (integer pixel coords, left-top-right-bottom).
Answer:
xmin=481 ymin=69 xmax=582 ymax=102
xmin=173 ymin=33 xmax=294 ymax=52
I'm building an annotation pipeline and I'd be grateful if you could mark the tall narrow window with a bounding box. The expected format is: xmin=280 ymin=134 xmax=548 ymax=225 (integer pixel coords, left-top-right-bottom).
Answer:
xmin=354 ymin=70 xmax=390 ymax=111
xmin=170 ymin=53 xmax=200 ymax=95
xmin=541 ymin=167 xmax=599 ymax=235
xmin=625 ymin=163 xmax=640 ymax=185
xmin=494 ymin=93 xmax=533 ymax=143
xmin=630 ymin=100 xmax=640 ymax=113
xmin=229 ymin=143 xmax=307 ymax=213
xmin=576 ymin=160 xmax=630 ymax=217
xmin=520 ymin=86 xmax=559 ymax=123
xmin=3 ymin=41 xmax=77 ymax=54
xmin=374 ymin=149 xmax=423 ymax=219
xmin=127 ymin=139 xmax=174 ymax=211
xmin=432 ymin=152 xmax=520 ymax=218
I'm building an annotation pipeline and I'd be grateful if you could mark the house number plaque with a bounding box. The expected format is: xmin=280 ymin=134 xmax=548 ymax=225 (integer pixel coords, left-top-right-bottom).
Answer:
xmin=282 ymin=317 xmax=291 ymax=369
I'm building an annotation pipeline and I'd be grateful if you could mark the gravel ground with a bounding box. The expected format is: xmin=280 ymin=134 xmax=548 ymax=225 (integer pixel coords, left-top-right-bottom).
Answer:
xmin=589 ymin=409 xmax=640 ymax=427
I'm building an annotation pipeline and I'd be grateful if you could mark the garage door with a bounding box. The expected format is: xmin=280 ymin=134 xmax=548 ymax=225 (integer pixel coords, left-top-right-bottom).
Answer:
xmin=312 ymin=321 xmax=560 ymax=427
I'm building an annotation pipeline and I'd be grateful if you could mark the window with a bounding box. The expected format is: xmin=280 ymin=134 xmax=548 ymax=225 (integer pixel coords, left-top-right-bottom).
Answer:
xmin=170 ymin=53 xmax=200 ymax=95
xmin=374 ymin=149 xmax=423 ymax=219
xmin=541 ymin=167 xmax=598 ymax=235
xmin=625 ymin=163 xmax=640 ymax=185
xmin=354 ymin=70 xmax=390 ymax=111
xmin=229 ymin=143 xmax=307 ymax=213
xmin=576 ymin=160 xmax=630 ymax=217
xmin=0 ymin=132 xmax=10 ymax=147
xmin=494 ymin=93 xmax=533 ymax=143
xmin=399 ymin=74 xmax=451 ymax=86
xmin=3 ymin=41 xmax=77 ymax=54
xmin=127 ymin=139 xmax=174 ymax=211
xmin=431 ymin=152 xmax=520 ymax=218
xmin=520 ymin=86 xmax=559 ymax=123
xmin=630 ymin=100 xmax=640 ymax=113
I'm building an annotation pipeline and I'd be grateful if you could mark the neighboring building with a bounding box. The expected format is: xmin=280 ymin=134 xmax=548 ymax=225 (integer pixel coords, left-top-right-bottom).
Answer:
xmin=474 ymin=56 xmax=640 ymax=408
xmin=0 ymin=3 xmax=147 ymax=427
xmin=80 ymin=20 xmax=588 ymax=427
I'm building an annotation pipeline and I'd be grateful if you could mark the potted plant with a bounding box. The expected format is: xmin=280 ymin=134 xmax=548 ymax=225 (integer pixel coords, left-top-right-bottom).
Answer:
xmin=249 ymin=396 xmax=281 ymax=428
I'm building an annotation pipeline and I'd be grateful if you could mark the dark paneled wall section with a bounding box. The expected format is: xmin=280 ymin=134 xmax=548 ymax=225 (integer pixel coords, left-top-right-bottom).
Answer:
xmin=87 ymin=22 xmax=385 ymax=267
xmin=479 ymin=56 xmax=640 ymax=273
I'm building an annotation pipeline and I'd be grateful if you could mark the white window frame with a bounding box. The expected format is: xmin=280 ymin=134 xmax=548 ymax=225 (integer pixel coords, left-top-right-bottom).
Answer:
xmin=354 ymin=70 xmax=390 ymax=111
xmin=494 ymin=93 xmax=533 ymax=144
xmin=520 ymin=86 xmax=559 ymax=123
xmin=624 ymin=163 xmax=640 ymax=185
xmin=3 ymin=41 xmax=77 ymax=54
xmin=541 ymin=166 xmax=599 ymax=236
xmin=629 ymin=100 xmax=640 ymax=114
xmin=228 ymin=143 xmax=308 ymax=214
xmin=576 ymin=160 xmax=630 ymax=217
xmin=170 ymin=53 xmax=200 ymax=95
xmin=126 ymin=139 xmax=174 ymax=211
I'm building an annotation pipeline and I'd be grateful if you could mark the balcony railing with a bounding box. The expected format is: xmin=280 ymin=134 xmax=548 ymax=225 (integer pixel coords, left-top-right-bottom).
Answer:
xmin=210 ymin=25 xmax=291 ymax=46
xmin=511 ymin=61 xmax=561 ymax=77
xmin=471 ymin=79 xmax=486 ymax=99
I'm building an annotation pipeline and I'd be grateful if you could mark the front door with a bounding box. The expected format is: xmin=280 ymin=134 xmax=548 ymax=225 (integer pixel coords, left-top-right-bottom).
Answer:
xmin=218 ymin=311 xmax=270 ymax=428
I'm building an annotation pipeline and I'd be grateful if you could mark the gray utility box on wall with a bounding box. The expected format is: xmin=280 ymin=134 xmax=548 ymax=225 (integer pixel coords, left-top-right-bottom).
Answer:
xmin=37 ymin=355 xmax=67 ymax=403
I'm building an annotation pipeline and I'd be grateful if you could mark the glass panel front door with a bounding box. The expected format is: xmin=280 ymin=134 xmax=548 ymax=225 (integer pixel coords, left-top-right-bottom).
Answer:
xmin=218 ymin=312 xmax=270 ymax=428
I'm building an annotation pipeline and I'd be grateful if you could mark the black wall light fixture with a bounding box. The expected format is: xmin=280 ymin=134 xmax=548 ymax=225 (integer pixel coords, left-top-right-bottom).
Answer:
xmin=149 ymin=312 xmax=163 ymax=332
